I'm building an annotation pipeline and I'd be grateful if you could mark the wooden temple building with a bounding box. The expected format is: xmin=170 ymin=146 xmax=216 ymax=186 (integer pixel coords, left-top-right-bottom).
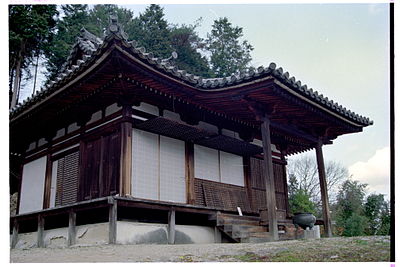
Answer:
xmin=9 ymin=17 xmax=372 ymax=247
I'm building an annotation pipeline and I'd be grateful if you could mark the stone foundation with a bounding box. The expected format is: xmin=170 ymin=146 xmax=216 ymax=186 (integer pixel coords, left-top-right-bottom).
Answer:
xmin=12 ymin=221 xmax=216 ymax=249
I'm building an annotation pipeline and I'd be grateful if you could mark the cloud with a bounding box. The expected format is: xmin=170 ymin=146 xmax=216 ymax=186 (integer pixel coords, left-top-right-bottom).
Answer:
xmin=348 ymin=146 xmax=390 ymax=197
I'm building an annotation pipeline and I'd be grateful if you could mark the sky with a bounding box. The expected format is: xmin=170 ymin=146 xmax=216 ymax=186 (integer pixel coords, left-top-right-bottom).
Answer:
xmin=14 ymin=2 xmax=391 ymax=198
xmin=122 ymin=3 xmax=390 ymax=197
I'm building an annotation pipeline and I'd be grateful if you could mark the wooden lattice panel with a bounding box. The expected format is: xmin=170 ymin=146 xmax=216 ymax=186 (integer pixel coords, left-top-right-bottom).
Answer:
xmin=55 ymin=151 xmax=79 ymax=206
xmin=194 ymin=178 xmax=252 ymax=213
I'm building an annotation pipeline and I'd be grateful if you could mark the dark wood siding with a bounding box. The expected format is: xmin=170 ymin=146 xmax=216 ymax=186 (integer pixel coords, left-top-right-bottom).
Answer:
xmin=249 ymin=157 xmax=288 ymax=215
xmin=79 ymin=131 xmax=121 ymax=201
xmin=55 ymin=151 xmax=79 ymax=206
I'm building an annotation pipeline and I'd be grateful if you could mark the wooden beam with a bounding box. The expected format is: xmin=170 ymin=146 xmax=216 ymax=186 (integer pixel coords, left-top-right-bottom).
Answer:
xmin=168 ymin=209 xmax=176 ymax=244
xmin=315 ymin=139 xmax=333 ymax=237
xmin=37 ymin=214 xmax=45 ymax=248
xmin=68 ymin=210 xmax=77 ymax=246
xmin=108 ymin=198 xmax=117 ymax=244
xmin=11 ymin=220 xmax=19 ymax=249
xmin=185 ymin=142 xmax=195 ymax=204
xmin=260 ymin=115 xmax=279 ymax=241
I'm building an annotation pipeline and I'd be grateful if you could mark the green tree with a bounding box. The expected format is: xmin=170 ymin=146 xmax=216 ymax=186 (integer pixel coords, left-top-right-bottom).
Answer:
xmin=377 ymin=200 xmax=391 ymax=235
xmin=364 ymin=194 xmax=391 ymax=235
xmin=289 ymin=188 xmax=316 ymax=214
xmin=126 ymin=4 xmax=172 ymax=59
xmin=334 ymin=179 xmax=368 ymax=236
xmin=169 ymin=21 xmax=212 ymax=77
xmin=44 ymin=4 xmax=90 ymax=79
xmin=206 ymin=17 xmax=253 ymax=77
xmin=9 ymin=5 xmax=58 ymax=108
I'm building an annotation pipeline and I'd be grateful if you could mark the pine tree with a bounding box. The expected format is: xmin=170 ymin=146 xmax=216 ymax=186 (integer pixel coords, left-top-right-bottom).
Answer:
xmin=206 ymin=17 xmax=253 ymax=78
xmin=43 ymin=5 xmax=90 ymax=80
xmin=126 ymin=4 xmax=172 ymax=59
xmin=169 ymin=22 xmax=212 ymax=77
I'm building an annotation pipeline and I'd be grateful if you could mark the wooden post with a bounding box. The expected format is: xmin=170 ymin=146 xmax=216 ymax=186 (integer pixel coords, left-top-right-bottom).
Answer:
xmin=315 ymin=139 xmax=332 ymax=237
xmin=37 ymin=214 xmax=45 ymax=248
xmin=243 ymin=157 xmax=254 ymax=211
xmin=11 ymin=220 xmax=19 ymax=249
xmin=68 ymin=210 xmax=77 ymax=246
xmin=185 ymin=142 xmax=195 ymax=204
xmin=214 ymin=226 xmax=222 ymax=243
xmin=43 ymin=154 xmax=53 ymax=209
xmin=120 ymin=105 xmax=133 ymax=196
xmin=260 ymin=115 xmax=279 ymax=241
xmin=168 ymin=209 xmax=176 ymax=244
xmin=108 ymin=198 xmax=117 ymax=244
xmin=120 ymin=122 xmax=132 ymax=196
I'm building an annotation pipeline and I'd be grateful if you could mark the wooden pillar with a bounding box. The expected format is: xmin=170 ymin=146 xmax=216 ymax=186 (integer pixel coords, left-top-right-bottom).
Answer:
xmin=315 ymin=139 xmax=332 ymax=237
xmin=108 ymin=198 xmax=117 ymax=244
xmin=243 ymin=157 xmax=254 ymax=211
xmin=120 ymin=106 xmax=133 ymax=196
xmin=185 ymin=142 xmax=195 ymax=204
xmin=168 ymin=209 xmax=176 ymax=244
xmin=214 ymin=226 xmax=222 ymax=243
xmin=42 ymin=154 xmax=53 ymax=209
xmin=68 ymin=210 xmax=77 ymax=246
xmin=37 ymin=214 xmax=45 ymax=248
xmin=43 ymin=134 xmax=55 ymax=209
xmin=11 ymin=220 xmax=19 ymax=249
xmin=260 ymin=115 xmax=279 ymax=241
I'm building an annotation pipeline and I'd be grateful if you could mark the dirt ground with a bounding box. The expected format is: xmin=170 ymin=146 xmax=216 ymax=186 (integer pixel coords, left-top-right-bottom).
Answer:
xmin=10 ymin=235 xmax=390 ymax=263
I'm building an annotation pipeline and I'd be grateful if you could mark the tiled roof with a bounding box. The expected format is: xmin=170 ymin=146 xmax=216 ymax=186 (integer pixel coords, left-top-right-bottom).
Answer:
xmin=10 ymin=16 xmax=373 ymax=127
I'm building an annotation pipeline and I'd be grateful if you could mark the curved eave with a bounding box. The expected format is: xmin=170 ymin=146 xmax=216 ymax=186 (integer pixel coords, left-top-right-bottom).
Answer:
xmin=10 ymin=33 xmax=372 ymax=132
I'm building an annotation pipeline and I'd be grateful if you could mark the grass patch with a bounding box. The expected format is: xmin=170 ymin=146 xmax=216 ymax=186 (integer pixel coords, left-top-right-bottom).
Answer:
xmin=232 ymin=252 xmax=269 ymax=262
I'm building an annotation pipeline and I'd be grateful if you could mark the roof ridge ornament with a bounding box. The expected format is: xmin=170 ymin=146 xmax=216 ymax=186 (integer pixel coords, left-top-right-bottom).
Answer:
xmin=106 ymin=14 xmax=128 ymax=40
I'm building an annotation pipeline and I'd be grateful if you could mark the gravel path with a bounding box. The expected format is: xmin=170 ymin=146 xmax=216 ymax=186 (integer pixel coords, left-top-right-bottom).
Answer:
xmin=10 ymin=236 xmax=391 ymax=262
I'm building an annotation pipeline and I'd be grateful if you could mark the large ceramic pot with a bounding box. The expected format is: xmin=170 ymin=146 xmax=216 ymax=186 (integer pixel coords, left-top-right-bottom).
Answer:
xmin=293 ymin=212 xmax=316 ymax=230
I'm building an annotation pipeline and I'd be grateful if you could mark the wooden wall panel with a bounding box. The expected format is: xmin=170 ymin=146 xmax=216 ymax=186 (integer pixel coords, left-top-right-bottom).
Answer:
xmin=79 ymin=130 xmax=120 ymax=201
xmin=248 ymin=157 xmax=288 ymax=215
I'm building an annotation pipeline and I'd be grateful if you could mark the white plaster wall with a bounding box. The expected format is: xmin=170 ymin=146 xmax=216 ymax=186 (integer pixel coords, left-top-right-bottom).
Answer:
xmin=67 ymin=122 xmax=80 ymax=133
xmin=87 ymin=110 xmax=102 ymax=124
xmin=105 ymin=103 xmax=122 ymax=116
xmin=54 ymin=128 xmax=65 ymax=140
xmin=19 ymin=156 xmax=47 ymax=214
xmin=197 ymin=121 xmax=218 ymax=133
xmin=133 ymin=102 xmax=159 ymax=116
xmin=163 ymin=109 xmax=183 ymax=123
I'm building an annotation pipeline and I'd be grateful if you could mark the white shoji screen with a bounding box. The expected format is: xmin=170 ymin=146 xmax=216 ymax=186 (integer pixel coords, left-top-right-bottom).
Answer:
xmin=132 ymin=129 xmax=159 ymax=200
xmin=19 ymin=156 xmax=47 ymax=214
xmin=194 ymin=145 xmax=219 ymax=182
xmin=159 ymin=136 xmax=186 ymax=203
xmin=220 ymin=151 xmax=244 ymax=186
